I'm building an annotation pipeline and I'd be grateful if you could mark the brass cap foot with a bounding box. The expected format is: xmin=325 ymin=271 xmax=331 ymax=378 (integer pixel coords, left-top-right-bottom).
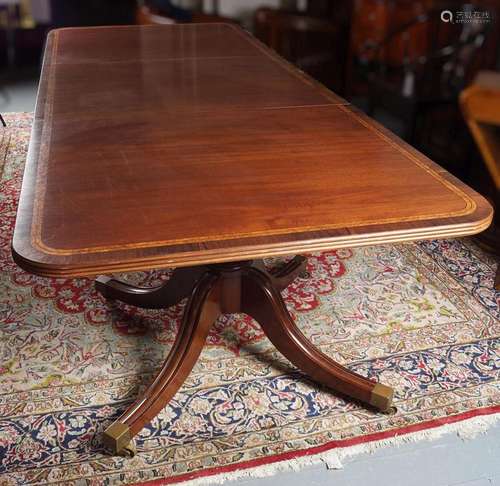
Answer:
xmin=103 ymin=422 xmax=131 ymax=455
xmin=369 ymin=383 xmax=394 ymax=412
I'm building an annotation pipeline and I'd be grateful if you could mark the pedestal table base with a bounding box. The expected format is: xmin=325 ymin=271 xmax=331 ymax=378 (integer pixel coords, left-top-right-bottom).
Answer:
xmin=96 ymin=257 xmax=394 ymax=456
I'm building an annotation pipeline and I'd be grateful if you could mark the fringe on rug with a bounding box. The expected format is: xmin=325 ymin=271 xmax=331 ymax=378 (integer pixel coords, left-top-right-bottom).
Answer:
xmin=151 ymin=411 xmax=500 ymax=486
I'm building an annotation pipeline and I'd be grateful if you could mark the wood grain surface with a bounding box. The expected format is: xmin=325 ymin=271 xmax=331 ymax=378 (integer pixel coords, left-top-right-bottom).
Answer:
xmin=12 ymin=24 xmax=493 ymax=277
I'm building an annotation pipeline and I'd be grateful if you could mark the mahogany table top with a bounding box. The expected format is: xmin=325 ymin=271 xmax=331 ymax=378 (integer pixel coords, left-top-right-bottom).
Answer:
xmin=13 ymin=24 xmax=493 ymax=277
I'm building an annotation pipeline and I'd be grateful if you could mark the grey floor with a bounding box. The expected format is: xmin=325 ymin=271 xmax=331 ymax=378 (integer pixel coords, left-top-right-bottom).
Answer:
xmin=228 ymin=423 xmax=500 ymax=486
xmin=2 ymin=74 xmax=499 ymax=486
xmin=0 ymin=70 xmax=38 ymax=113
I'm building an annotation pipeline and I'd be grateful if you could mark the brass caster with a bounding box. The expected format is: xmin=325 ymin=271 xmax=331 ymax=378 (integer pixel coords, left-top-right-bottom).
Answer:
xmin=369 ymin=383 xmax=394 ymax=413
xmin=103 ymin=421 xmax=135 ymax=456
xmin=299 ymin=271 xmax=310 ymax=279
xmin=117 ymin=442 xmax=137 ymax=458
xmin=382 ymin=406 xmax=398 ymax=416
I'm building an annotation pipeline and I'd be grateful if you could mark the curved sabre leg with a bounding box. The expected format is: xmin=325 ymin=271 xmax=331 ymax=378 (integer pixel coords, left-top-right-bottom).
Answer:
xmin=241 ymin=267 xmax=394 ymax=412
xmin=270 ymin=255 xmax=308 ymax=291
xmin=95 ymin=266 xmax=206 ymax=309
xmin=253 ymin=256 xmax=308 ymax=292
xmin=102 ymin=272 xmax=222 ymax=455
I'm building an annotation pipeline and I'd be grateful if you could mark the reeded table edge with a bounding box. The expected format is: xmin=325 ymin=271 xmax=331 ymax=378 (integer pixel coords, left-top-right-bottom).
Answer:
xmin=12 ymin=211 xmax=493 ymax=278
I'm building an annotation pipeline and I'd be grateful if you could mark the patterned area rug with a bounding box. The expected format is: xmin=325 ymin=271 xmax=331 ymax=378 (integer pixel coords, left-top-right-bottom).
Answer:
xmin=0 ymin=123 xmax=10 ymax=178
xmin=0 ymin=113 xmax=499 ymax=485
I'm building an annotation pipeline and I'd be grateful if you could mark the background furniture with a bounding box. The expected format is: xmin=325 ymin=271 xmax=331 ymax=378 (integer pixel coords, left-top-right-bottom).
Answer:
xmin=365 ymin=7 xmax=490 ymax=138
xmin=136 ymin=5 xmax=175 ymax=24
xmin=138 ymin=0 xmax=237 ymax=25
xmin=250 ymin=2 xmax=499 ymax=180
xmin=345 ymin=0 xmax=499 ymax=178
xmin=253 ymin=4 xmax=352 ymax=93
xmin=49 ymin=0 xmax=136 ymax=27
xmin=460 ymin=71 xmax=500 ymax=290
xmin=0 ymin=0 xmax=21 ymax=66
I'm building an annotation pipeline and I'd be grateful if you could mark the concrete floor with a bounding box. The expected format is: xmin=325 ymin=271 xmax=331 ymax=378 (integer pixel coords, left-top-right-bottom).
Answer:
xmin=1 ymin=73 xmax=499 ymax=486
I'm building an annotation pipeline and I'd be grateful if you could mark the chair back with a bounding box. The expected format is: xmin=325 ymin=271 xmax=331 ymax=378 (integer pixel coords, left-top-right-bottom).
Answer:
xmin=365 ymin=5 xmax=493 ymax=97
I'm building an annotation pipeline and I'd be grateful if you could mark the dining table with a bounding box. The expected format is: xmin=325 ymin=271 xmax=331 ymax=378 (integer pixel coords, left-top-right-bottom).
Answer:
xmin=12 ymin=23 xmax=493 ymax=456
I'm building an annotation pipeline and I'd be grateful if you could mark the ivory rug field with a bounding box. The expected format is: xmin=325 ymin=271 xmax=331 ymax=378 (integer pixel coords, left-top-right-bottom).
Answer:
xmin=0 ymin=113 xmax=499 ymax=485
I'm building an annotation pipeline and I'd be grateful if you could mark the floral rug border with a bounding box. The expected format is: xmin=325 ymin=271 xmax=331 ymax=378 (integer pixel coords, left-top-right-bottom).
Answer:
xmin=132 ymin=406 xmax=500 ymax=486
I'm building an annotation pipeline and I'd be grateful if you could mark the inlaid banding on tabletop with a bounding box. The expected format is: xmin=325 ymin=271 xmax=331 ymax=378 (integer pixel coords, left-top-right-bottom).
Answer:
xmin=12 ymin=23 xmax=492 ymax=276
xmin=28 ymin=104 xmax=481 ymax=256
